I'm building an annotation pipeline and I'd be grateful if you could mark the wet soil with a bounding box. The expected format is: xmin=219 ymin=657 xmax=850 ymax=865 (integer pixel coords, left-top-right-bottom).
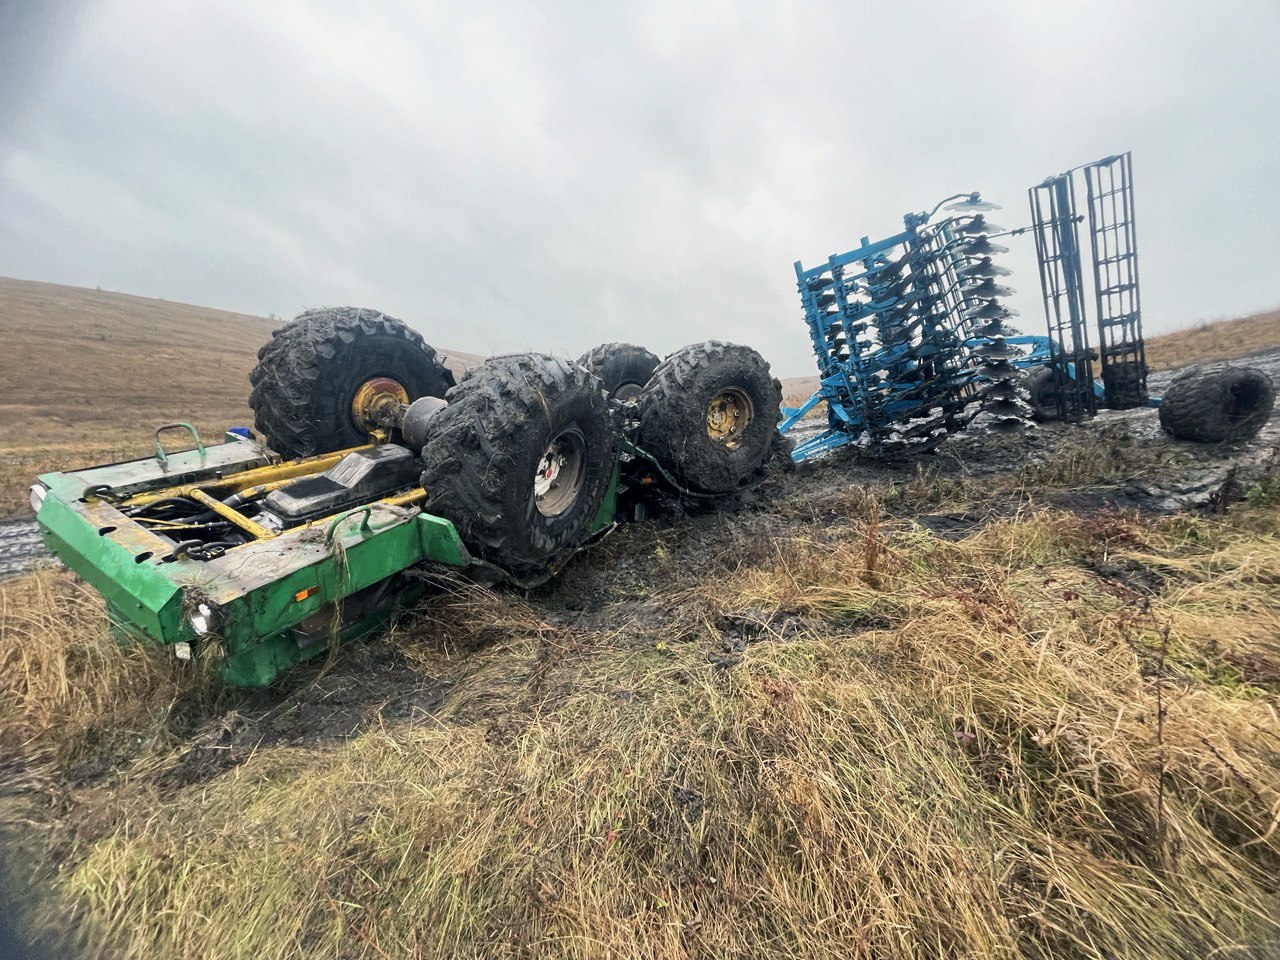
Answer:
xmin=3 ymin=352 xmax=1277 ymax=798
xmin=0 ymin=520 xmax=41 ymax=580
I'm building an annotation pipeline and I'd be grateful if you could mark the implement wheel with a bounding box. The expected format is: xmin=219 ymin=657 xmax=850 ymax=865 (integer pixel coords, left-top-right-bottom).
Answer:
xmin=420 ymin=354 xmax=618 ymax=572
xmin=249 ymin=307 xmax=454 ymax=457
xmin=1026 ymin=367 xmax=1063 ymax=422
xmin=638 ymin=341 xmax=782 ymax=495
xmin=577 ymin=342 xmax=660 ymax=402
xmin=1158 ymin=366 xmax=1275 ymax=443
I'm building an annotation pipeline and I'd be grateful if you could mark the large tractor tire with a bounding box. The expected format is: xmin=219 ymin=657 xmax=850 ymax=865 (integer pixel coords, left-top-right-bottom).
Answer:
xmin=637 ymin=341 xmax=782 ymax=495
xmin=249 ymin=307 xmax=454 ymax=458
xmin=420 ymin=354 xmax=618 ymax=572
xmin=576 ymin=342 xmax=660 ymax=402
xmin=1158 ymin=366 xmax=1275 ymax=443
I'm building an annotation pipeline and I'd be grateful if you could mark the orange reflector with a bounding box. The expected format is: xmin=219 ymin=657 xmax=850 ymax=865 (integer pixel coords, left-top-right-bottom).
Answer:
xmin=294 ymin=586 xmax=318 ymax=603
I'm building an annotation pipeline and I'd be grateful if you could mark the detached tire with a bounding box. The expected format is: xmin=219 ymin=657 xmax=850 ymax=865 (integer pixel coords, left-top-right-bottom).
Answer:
xmin=1158 ymin=366 xmax=1275 ymax=443
xmin=577 ymin=342 xmax=660 ymax=402
xmin=638 ymin=341 xmax=782 ymax=495
xmin=421 ymin=354 xmax=618 ymax=572
xmin=249 ymin=307 xmax=454 ymax=457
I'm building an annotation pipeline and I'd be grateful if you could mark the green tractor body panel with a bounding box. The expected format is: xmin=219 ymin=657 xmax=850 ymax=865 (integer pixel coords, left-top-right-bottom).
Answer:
xmin=33 ymin=436 xmax=480 ymax=686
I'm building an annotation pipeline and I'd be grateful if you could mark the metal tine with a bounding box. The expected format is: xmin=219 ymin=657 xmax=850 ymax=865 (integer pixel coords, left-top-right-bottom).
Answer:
xmin=866 ymin=255 xmax=911 ymax=281
xmin=901 ymin=418 xmax=944 ymax=440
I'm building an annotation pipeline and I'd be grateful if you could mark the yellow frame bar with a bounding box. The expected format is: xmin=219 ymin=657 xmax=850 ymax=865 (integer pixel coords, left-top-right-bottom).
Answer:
xmin=188 ymin=489 xmax=278 ymax=541
xmin=123 ymin=447 xmax=366 ymax=507
xmin=121 ymin=444 xmax=427 ymax=546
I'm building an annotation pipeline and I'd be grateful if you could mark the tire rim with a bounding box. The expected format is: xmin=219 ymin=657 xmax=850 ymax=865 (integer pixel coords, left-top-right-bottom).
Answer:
xmin=706 ymin=388 xmax=754 ymax=448
xmin=612 ymin=381 xmax=645 ymax=404
xmin=351 ymin=377 xmax=410 ymax=432
xmin=534 ymin=429 xmax=586 ymax=517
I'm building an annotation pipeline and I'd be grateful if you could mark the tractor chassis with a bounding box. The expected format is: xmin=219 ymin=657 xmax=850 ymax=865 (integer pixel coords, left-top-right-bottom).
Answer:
xmin=32 ymin=431 xmax=623 ymax=686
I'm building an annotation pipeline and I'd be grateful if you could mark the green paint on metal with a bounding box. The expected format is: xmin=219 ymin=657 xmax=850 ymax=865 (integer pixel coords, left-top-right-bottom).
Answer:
xmin=215 ymin=583 xmax=427 ymax=686
xmin=589 ymin=458 xmax=622 ymax=534
xmin=34 ymin=435 xmax=635 ymax=687
xmin=36 ymin=451 xmax=475 ymax=685
xmin=35 ymin=482 xmax=190 ymax=643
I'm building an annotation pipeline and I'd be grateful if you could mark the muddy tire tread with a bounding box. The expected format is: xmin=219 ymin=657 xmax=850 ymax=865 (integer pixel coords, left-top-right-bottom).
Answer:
xmin=637 ymin=341 xmax=782 ymax=495
xmin=576 ymin=342 xmax=661 ymax=399
xmin=249 ymin=307 xmax=454 ymax=458
xmin=1158 ymin=365 xmax=1275 ymax=443
xmin=421 ymin=354 xmax=617 ymax=572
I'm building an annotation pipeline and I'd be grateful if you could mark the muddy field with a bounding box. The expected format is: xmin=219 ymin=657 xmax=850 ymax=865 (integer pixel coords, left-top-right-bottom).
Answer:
xmin=5 ymin=351 xmax=1277 ymax=585
xmin=18 ymin=351 xmax=1268 ymax=776
xmin=2 ymin=348 xmax=1279 ymax=958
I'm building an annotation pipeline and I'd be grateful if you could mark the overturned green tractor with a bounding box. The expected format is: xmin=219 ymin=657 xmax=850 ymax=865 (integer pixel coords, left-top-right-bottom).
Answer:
xmin=30 ymin=307 xmax=782 ymax=685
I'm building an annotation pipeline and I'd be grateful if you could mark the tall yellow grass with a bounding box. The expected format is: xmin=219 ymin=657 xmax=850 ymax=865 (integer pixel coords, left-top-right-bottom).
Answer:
xmin=3 ymin=490 xmax=1279 ymax=958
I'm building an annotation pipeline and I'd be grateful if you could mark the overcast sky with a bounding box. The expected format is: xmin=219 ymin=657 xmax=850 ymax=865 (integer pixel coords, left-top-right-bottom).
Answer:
xmin=2 ymin=1 xmax=1278 ymax=377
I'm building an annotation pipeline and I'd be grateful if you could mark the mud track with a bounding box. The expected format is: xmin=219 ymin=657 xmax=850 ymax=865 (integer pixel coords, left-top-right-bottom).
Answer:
xmin=0 ymin=520 xmax=43 ymax=580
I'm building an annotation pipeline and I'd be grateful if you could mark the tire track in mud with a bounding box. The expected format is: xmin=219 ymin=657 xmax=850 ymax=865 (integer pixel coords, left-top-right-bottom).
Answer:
xmin=0 ymin=519 xmax=50 ymax=581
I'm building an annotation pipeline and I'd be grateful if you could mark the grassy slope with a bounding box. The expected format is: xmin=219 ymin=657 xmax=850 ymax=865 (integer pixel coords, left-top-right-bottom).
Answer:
xmin=3 ymin=435 xmax=1280 ymax=958
xmin=0 ymin=277 xmax=480 ymax=516
xmin=2 ymin=281 xmax=1280 ymax=955
xmin=1144 ymin=308 xmax=1280 ymax=371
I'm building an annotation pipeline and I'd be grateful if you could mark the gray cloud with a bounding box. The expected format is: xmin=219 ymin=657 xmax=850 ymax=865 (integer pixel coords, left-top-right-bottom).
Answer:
xmin=2 ymin=0 xmax=1278 ymax=376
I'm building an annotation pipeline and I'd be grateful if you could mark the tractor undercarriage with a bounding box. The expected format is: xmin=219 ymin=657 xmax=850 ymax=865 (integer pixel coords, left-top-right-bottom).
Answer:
xmin=32 ymin=312 xmax=784 ymax=686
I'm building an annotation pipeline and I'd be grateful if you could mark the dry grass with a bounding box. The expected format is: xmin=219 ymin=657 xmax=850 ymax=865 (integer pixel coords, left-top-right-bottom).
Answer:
xmin=3 ymin=487 xmax=1279 ymax=958
xmin=0 ymin=277 xmax=481 ymax=516
xmin=4 ymin=278 xmax=1280 ymax=956
xmin=1145 ymin=308 xmax=1280 ymax=372
xmin=0 ymin=570 xmax=210 ymax=771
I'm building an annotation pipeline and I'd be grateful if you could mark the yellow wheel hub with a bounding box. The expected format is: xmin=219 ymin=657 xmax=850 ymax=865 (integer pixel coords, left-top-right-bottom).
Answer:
xmin=351 ymin=377 xmax=410 ymax=432
xmin=706 ymin=388 xmax=754 ymax=448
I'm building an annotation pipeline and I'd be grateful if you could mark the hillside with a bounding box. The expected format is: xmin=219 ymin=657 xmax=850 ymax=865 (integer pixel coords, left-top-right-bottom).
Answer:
xmin=4 ymin=401 xmax=1280 ymax=957
xmin=1144 ymin=307 xmax=1280 ymax=371
xmin=1 ymin=278 xmax=1279 ymax=957
xmin=0 ymin=277 xmax=481 ymax=515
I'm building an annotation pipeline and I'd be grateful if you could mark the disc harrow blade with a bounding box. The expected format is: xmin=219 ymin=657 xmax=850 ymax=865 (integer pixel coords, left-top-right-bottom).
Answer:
xmin=955 ymin=215 xmax=1005 ymax=235
xmin=977 ymin=381 xmax=1021 ymax=401
xmin=963 ymin=299 xmax=1019 ymax=321
xmin=976 ymin=360 xmax=1018 ymax=378
xmin=964 ymin=278 xmax=1015 ymax=299
xmin=957 ymin=237 xmax=1009 ymax=257
xmin=987 ymin=417 xmax=1028 ymax=435
xmin=973 ymin=339 xmax=1020 ymax=359
xmin=982 ymin=397 xmax=1032 ymax=418
xmin=956 ymin=257 xmax=1012 ymax=279
xmin=942 ymin=197 xmax=1000 ymax=212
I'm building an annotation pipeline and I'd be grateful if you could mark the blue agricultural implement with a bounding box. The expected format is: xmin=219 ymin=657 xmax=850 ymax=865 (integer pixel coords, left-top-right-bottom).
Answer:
xmin=778 ymin=152 xmax=1275 ymax=459
xmin=779 ymin=191 xmax=1030 ymax=460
